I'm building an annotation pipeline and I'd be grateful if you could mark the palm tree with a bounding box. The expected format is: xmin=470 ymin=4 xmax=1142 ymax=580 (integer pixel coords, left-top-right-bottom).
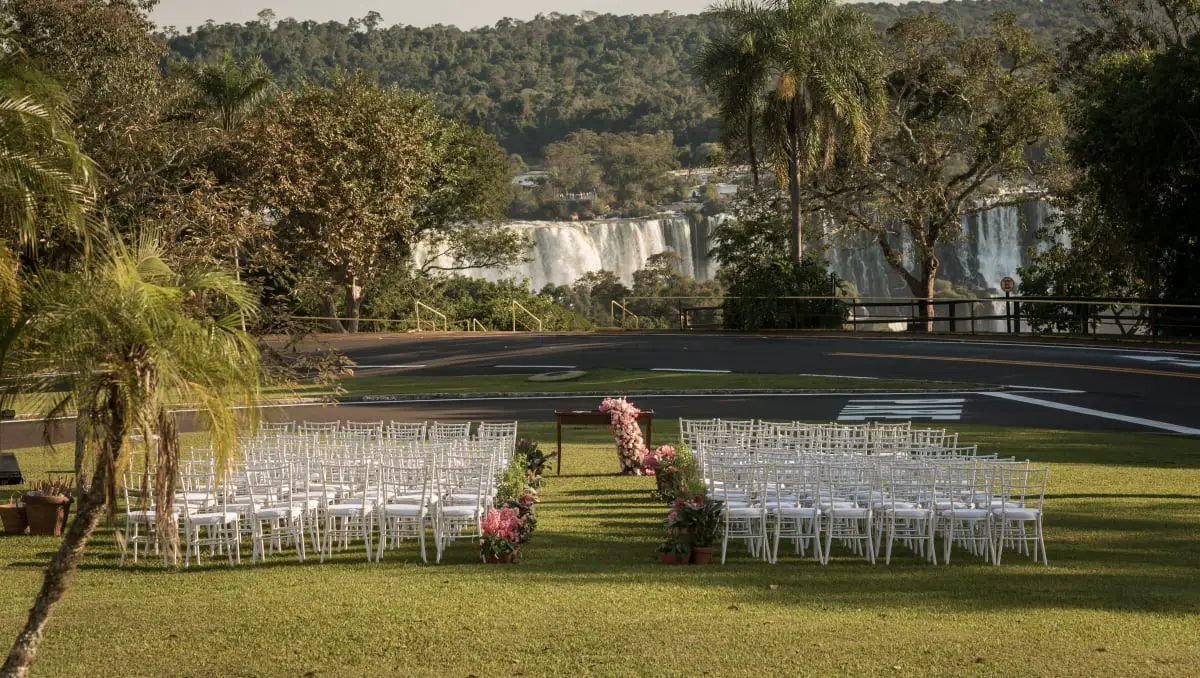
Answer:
xmin=0 ymin=232 xmax=261 ymax=678
xmin=0 ymin=49 xmax=96 ymax=320
xmin=695 ymin=28 xmax=770 ymax=188
xmin=183 ymin=53 xmax=279 ymax=132
xmin=705 ymin=0 xmax=886 ymax=261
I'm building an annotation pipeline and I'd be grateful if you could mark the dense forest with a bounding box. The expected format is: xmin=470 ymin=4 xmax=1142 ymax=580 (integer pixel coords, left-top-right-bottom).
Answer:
xmin=165 ymin=0 xmax=1094 ymax=158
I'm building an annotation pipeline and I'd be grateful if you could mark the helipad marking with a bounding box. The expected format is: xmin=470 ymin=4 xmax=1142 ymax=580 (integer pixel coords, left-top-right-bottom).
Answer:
xmin=983 ymin=392 xmax=1200 ymax=435
xmin=838 ymin=398 xmax=965 ymax=422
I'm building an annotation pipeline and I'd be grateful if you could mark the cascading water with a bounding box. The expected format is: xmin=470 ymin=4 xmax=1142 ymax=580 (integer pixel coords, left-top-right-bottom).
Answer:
xmin=428 ymin=201 xmax=1054 ymax=328
xmin=437 ymin=216 xmax=709 ymax=289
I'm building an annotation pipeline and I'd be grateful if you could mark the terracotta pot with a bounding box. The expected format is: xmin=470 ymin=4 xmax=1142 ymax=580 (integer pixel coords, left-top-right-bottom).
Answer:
xmin=24 ymin=495 xmax=71 ymax=536
xmin=691 ymin=546 xmax=714 ymax=565
xmin=485 ymin=547 xmax=520 ymax=564
xmin=659 ymin=551 xmax=680 ymax=565
xmin=0 ymin=505 xmax=27 ymax=535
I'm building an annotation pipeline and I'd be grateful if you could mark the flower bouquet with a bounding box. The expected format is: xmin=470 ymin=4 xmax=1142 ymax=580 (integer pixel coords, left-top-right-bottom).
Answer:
xmin=599 ymin=397 xmax=648 ymax=475
xmin=481 ymin=506 xmax=527 ymax=563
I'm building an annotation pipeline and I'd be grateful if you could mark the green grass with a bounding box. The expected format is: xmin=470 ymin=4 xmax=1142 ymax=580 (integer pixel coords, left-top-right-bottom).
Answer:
xmin=282 ymin=368 xmax=978 ymax=399
xmin=1 ymin=424 xmax=1199 ymax=676
xmin=5 ymin=370 xmax=976 ymax=419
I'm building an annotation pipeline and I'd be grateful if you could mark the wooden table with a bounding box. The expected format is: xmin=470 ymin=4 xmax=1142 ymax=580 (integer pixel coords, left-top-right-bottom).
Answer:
xmin=554 ymin=409 xmax=653 ymax=475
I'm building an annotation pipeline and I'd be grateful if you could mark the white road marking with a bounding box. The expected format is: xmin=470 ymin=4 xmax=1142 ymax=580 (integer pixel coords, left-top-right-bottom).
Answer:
xmin=1003 ymin=384 xmax=1086 ymax=394
xmin=872 ymin=338 xmax=1200 ymax=357
xmin=1122 ymin=355 xmax=1200 ymax=369
xmin=353 ymin=364 xmax=427 ymax=369
xmin=795 ymin=373 xmax=879 ymax=380
xmin=838 ymin=398 xmax=965 ymax=422
xmin=494 ymin=364 xmax=576 ymax=369
xmin=983 ymin=392 xmax=1200 ymax=435
xmin=650 ymin=368 xmax=732 ymax=374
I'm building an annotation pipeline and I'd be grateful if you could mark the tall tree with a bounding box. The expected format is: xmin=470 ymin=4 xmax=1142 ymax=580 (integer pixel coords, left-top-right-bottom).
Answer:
xmin=814 ymin=13 xmax=1061 ymax=328
xmin=695 ymin=27 xmax=769 ymax=186
xmin=705 ymin=0 xmax=887 ymax=262
xmin=0 ymin=47 xmax=96 ymax=318
xmin=0 ymin=233 xmax=261 ymax=678
xmin=182 ymin=53 xmax=280 ymax=132
xmin=234 ymin=75 xmax=438 ymax=332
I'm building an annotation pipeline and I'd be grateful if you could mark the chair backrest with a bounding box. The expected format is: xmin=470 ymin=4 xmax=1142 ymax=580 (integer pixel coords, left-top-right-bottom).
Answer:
xmin=387 ymin=421 xmax=428 ymax=442
xmin=430 ymin=421 xmax=472 ymax=441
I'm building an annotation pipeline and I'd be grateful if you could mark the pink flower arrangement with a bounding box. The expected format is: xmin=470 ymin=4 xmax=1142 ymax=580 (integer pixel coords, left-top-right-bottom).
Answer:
xmin=641 ymin=444 xmax=676 ymax=475
xmin=599 ymin=397 xmax=649 ymax=475
xmin=481 ymin=506 xmax=526 ymax=556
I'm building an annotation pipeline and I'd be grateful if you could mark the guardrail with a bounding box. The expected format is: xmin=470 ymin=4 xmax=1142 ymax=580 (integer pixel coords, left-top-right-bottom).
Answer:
xmin=618 ymin=295 xmax=1200 ymax=337
xmin=610 ymin=300 xmax=640 ymax=328
xmin=511 ymin=300 xmax=544 ymax=332
xmin=414 ymin=301 xmax=448 ymax=332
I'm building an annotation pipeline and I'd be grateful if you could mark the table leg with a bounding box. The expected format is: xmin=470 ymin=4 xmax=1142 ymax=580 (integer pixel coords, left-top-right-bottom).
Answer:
xmin=556 ymin=421 xmax=563 ymax=475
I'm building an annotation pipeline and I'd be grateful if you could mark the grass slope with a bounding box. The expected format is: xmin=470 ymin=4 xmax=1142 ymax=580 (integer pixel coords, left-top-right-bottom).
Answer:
xmin=292 ymin=368 xmax=978 ymax=398
xmin=0 ymin=424 xmax=1198 ymax=676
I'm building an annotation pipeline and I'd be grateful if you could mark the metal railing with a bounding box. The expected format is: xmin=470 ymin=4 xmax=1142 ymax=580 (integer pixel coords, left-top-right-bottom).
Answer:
xmin=648 ymin=294 xmax=1200 ymax=337
xmin=511 ymin=300 xmax=544 ymax=332
xmin=610 ymin=300 xmax=640 ymax=328
xmin=414 ymin=301 xmax=449 ymax=332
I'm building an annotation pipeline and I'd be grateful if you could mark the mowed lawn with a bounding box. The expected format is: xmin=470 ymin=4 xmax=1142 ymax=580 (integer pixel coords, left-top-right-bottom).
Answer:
xmin=0 ymin=423 xmax=1198 ymax=676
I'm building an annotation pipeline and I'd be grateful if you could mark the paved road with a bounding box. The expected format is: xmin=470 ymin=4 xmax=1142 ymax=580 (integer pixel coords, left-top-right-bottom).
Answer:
xmin=4 ymin=333 xmax=1198 ymax=449
xmin=326 ymin=332 xmax=1200 ymax=430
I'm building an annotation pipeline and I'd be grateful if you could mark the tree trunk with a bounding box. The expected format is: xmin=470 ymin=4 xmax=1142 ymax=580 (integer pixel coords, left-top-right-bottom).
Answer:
xmin=787 ymin=138 xmax=803 ymax=263
xmin=914 ymin=258 xmax=939 ymax=333
xmin=343 ymin=282 xmax=363 ymax=334
xmin=320 ymin=294 xmax=345 ymax=334
xmin=746 ymin=111 xmax=759 ymax=189
xmin=2 ymin=440 xmax=112 ymax=678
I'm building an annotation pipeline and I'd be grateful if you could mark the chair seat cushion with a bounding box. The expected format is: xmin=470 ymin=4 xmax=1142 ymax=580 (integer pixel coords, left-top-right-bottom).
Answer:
xmin=126 ymin=510 xmax=157 ymax=521
xmin=945 ymin=508 xmax=991 ymax=519
xmin=887 ymin=508 xmax=932 ymax=520
xmin=253 ymin=506 xmax=301 ymax=520
xmin=382 ymin=504 xmax=424 ymax=517
xmin=326 ymin=504 xmax=369 ymax=516
xmin=440 ymin=506 xmax=480 ymax=517
xmin=188 ymin=512 xmax=238 ymax=526
xmin=993 ymin=507 xmax=1041 ymax=520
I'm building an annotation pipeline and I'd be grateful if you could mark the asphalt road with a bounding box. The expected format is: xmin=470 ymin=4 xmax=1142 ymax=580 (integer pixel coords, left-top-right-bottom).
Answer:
xmin=3 ymin=332 xmax=1199 ymax=450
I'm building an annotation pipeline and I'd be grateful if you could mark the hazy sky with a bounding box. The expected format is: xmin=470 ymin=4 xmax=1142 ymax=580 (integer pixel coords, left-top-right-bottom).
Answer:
xmin=152 ymin=1 xmax=714 ymax=31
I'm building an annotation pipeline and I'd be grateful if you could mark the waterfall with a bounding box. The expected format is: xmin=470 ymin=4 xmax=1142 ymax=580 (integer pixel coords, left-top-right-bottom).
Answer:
xmin=438 ymin=216 xmax=708 ymax=290
xmin=422 ymin=202 xmax=1053 ymax=309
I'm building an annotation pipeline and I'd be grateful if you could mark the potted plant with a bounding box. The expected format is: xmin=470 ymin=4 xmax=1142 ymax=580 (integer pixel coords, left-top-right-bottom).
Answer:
xmin=480 ymin=505 xmax=526 ymax=563
xmin=0 ymin=493 xmax=27 ymax=535
xmin=682 ymin=496 xmax=725 ymax=565
xmin=23 ymin=477 xmax=73 ymax=536
xmin=657 ymin=538 xmax=691 ymax=565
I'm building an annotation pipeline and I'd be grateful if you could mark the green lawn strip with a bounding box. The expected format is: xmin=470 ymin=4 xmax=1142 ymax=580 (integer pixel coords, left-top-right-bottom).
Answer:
xmin=6 ymin=370 xmax=977 ymax=420
xmin=1 ymin=424 xmax=1198 ymax=675
xmin=279 ymin=368 xmax=981 ymax=399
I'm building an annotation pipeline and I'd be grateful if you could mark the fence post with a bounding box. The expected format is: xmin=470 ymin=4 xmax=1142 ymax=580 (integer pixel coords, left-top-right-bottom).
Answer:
xmin=1005 ymin=291 xmax=1012 ymax=334
xmin=949 ymin=300 xmax=957 ymax=333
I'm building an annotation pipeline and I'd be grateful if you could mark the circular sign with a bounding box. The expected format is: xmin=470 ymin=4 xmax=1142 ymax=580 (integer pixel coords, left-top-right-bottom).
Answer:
xmin=1000 ymin=276 xmax=1016 ymax=292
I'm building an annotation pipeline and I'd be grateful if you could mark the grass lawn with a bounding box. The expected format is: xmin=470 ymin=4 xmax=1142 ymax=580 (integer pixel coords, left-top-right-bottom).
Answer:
xmin=5 ymin=370 xmax=977 ymax=419
xmin=1 ymin=423 xmax=1198 ymax=676
xmin=285 ymin=368 xmax=979 ymax=398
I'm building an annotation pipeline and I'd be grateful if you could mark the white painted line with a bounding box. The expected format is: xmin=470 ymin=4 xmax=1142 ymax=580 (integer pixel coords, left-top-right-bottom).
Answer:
xmin=982 ymin=392 xmax=1200 ymax=435
xmin=354 ymin=364 xmax=427 ymax=369
xmin=796 ymin=373 xmax=879 ymax=380
xmin=1123 ymin=355 xmax=1200 ymax=369
xmin=875 ymin=338 xmax=1200 ymax=357
xmin=838 ymin=397 xmax=964 ymax=422
xmin=494 ymin=364 xmax=576 ymax=369
xmin=650 ymin=368 xmax=733 ymax=374
xmin=1003 ymin=385 xmax=1087 ymax=394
